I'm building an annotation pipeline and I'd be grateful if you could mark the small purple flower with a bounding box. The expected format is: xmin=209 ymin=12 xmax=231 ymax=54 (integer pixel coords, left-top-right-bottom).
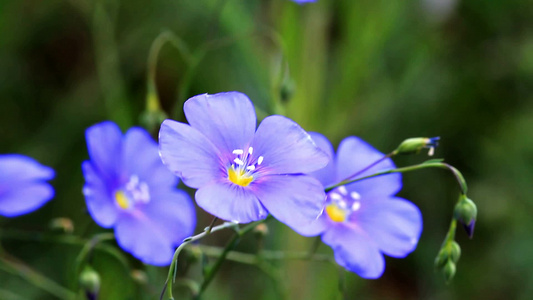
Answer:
xmin=296 ymin=133 xmax=423 ymax=279
xmin=0 ymin=154 xmax=54 ymax=217
xmin=82 ymin=121 xmax=196 ymax=266
xmin=159 ymin=92 xmax=329 ymax=231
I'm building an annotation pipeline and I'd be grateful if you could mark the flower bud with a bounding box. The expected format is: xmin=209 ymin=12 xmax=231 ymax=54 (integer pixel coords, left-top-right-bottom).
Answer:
xmin=443 ymin=260 xmax=456 ymax=283
xmin=131 ymin=269 xmax=148 ymax=285
xmin=280 ymin=78 xmax=295 ymax=103
xmin=395 ymin=137 xmax=440 ymax=156
xmin=434 ymin=248 xmax=448 ymax=269
xmin=79 ymin=267 xmax=100 ymax=300
xmin=450 ymin=241 xmax=461 ymax=263
xmin=49 ymin=217 xmax=74 ymax=234
xmin=253 ymin=223 xmax=269 ymax=238
xmin=454 ymin=196 xmax=477 ymax=238
xmin=140 ymin=83 xmax=167 ymax=132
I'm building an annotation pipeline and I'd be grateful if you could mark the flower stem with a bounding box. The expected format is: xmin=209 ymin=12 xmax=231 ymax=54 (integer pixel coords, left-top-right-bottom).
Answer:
xmin=326 ymin=161 xmax=468 ymax=195
xmin=340 ymin=151 xmax=397 ymax=182
xmin=161 ymin=221 xmax=239 ymax=300
xmin=197 ymin=245 xmax=335 ymax=264
xmin=194 ymin=217 xmax=273 ymax=299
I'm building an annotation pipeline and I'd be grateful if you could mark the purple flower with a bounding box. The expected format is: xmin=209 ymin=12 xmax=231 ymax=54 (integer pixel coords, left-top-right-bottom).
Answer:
xmin=0 ymin=154 xmax=54 ymax=217
xmin=159 ymin=92 xmax=329 ymax=231
xmin=82 ymin=121 xmax=196 ymax=266
xmin=296 ymin=133 xmax=423 ymax=279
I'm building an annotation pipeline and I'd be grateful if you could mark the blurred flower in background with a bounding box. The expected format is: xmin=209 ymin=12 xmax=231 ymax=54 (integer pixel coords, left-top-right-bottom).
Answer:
xmin=159 ymin=92 xmax=328 ymax=231
xmin=296 ymin=133 xmax=422 ymax=279
xmin=82 ymin=121 xmax=196 ymax=266
xmin=0 ymin=154 xmax=55 ymax=217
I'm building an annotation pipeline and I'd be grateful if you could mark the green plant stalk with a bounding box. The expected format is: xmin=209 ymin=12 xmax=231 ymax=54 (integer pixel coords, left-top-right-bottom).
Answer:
xmin=162 ymin=221 xmax=239 ymax=300
xmin=198 ymin=245 xmax=335 ymax=264
xmin=326 ymin=162 xmax=468 ymax=195
xmin=193 ymin=217 xmax=273 ymax=300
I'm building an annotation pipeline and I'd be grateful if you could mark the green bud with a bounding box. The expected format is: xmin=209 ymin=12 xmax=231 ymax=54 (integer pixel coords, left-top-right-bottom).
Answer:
xmin=434 ymin=248 xmax=449 ymax=269
xmin=280 ymin=77 xmax=295 ymax=103
xmin=131 ymin=269 xmax=148 ymax=285
xmin=450 ymin=241 xmax=461 ymax=263
xmin=395 ymin=137 xmax=440 ymax=156
xmin=454 ymin=196 xmax=477 ymax=238
xmin=253 ymin=223 xmax=269 ymax=238
xmin=49 ymin=218 xmax=74 ymax=234
xmin=79 ymin=267 xmax=100 ymax=300
xmin=443 ymin=260 xmax=456 ymax=283
xmin=140 ymin=83 xmax=168 ymax=132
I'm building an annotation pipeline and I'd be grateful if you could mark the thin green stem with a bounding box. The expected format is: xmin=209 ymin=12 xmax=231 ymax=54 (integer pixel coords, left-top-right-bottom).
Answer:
xmin=197 ymin=245 xmax=335 ymax=264
xmin=326 ymin=162 xmax=468 ymax=195
xmin=161 ymin=221 xmax=239 ymax=300
xmin=73 ymin=233 xmax=115 ymax=282
xmin=194 ymin=218 xmax=273 ymax=299
xmin=0 ymin=253 xmax=76 ymax=300
xmin=340 ymin=151 xmax=397 ymax=183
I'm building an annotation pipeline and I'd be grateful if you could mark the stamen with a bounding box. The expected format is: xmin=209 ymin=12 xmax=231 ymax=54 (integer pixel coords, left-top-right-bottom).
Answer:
xmin=257 ymin=156 xmax=264 ymax=165
xmin=351 ymin=202 xmax=361 ymax=211
xmin=232 ymin=149 xmax=244 ymax=155
xmin=338 ymin=186 xmax=348 ymax=195
xmin=330 ymin=193 xmax=342 ymax=200
xmin=350 ymin=191 xmax=361 ymax=200
xmin=428 ymin=147 xmax=435 ymax=156
xmin=234 ymin=158 xmax=244 ymax=165
xmin=246 ymin=165 xmax=256 ymax=171
xmin=248 ymin=147 xmax=254 ymax=155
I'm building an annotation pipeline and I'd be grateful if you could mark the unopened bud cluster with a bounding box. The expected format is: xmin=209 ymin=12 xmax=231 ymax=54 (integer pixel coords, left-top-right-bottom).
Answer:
xmin=454 ymin=195 xmax=478 ymax=239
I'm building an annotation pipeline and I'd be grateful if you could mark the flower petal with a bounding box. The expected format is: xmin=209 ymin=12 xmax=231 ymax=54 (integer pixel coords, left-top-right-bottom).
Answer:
xmin=252 ymin=116 xmax=329 ymax=175
xmin=308 ymin=132 xmax=337 ymax=187
xmin=252 ymin=174 xmax=325 ymax=230
xmin=115 ymin=209 xmax=178 ymax=266
xmin=292 ymin=213 xmax=329 ymax=237
xmin=123 ymin=127 xmax=177 ymax=188
xmin=0 ymin=154 xmax=54 ymax=184
xmin=196 ymin=181 xmax=267 ymax=223
xmin=336 ymin=136 xmax=401 ymax=198
xmin=85 ymin=121 xmax=123 ymax=184
xmin=322 ymin=225 xmax=385 ymax=279
xmin=0 ymin=182 xmax=54 ymax=217
xmin=184 ymin=92 xmax=256 ymax=154
xmin=82 ymin=161 xmax=118 ymax=228
xmin=159 ymin=120 xmax=223 ymax=189
xmin=355 ymin=197 xmax=422 ymax=257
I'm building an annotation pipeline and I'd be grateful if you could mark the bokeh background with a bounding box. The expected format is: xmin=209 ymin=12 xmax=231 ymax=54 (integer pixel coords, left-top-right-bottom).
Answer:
xmin=1 ymin=0 xmax=532 ymax=299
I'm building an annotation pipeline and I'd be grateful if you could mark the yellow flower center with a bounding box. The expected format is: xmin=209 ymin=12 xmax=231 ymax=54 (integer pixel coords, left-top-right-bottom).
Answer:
xmin=115 ymin=190 xmax=131 ymax=209
xmin=325 ymin=204 xmax=348 ymax=223
xmin=228 ymin=168 xmax=253 ymax=187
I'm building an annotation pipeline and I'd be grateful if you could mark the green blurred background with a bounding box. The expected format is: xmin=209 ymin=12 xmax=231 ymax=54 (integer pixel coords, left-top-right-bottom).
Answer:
xmin=0 ymin=0 xmax=532 ymax=299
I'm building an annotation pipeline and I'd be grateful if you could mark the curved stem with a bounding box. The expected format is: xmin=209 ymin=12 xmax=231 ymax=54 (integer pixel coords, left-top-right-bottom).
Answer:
xmin=326 ymin=161 xmax=468 ymax=195
xmin=161 ymin=221 xmax=239 ymax=300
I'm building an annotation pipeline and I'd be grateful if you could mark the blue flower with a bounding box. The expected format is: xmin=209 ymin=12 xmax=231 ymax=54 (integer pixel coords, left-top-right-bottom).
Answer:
xmin=296 ymin=133 xmax=423 ymax=279
xmin=0 ymin=154 xmax=54 ymax=217
xmin=159 ymin=92 xmax=329 ymax=231
xmin=82 ymin=121 xmax=196 ymax=266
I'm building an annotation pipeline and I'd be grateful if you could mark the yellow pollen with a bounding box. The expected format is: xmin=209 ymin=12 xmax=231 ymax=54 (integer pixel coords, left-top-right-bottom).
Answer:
xmin=115 ymin=191 xmax=130 ymax=209
xmin=325 ymin=204 xmax=347 ymax=223
xmin=228 ymin=168 xmax=253 ymax=187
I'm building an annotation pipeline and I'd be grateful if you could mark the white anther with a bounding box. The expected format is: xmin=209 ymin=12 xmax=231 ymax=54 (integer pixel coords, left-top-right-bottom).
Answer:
xmin=350 ymin=191 xmax=361 ymax=200
xmin=330 ymin=193 xmax=342 ymax=200
xmin=246 ymin=165 xmax=256 ymax=171
xmin=338 ymin=186 xmax=348 ymax=195
xmin=257 ymin=156 xmax=264 ymax=165
xmin=232 ymin=149 xmax=244 ymax=155
xmin=351 ymin=202 xmax=361 ymax=211
xmin=428 ymin=147 xmax=435 ymax=156
xmin=248 ymin=147 xmax=254 ymax=155
xmin=234 ymin=158 xmax=244 ymax=165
